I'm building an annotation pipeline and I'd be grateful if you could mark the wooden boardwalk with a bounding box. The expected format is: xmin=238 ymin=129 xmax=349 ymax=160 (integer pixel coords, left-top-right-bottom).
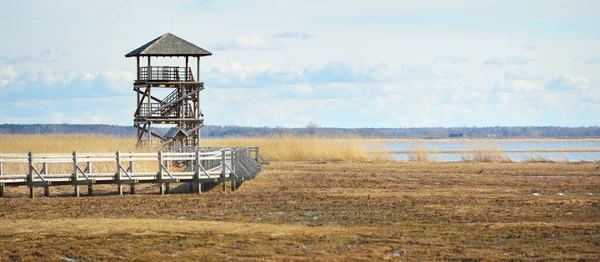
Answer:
xmin=0 ymin=147 xmax=263 ymax=198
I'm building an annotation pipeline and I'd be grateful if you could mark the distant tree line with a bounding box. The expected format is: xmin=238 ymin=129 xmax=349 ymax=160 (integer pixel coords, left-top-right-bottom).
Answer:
xmin=1 ymin=124 xmax=599 ymax=139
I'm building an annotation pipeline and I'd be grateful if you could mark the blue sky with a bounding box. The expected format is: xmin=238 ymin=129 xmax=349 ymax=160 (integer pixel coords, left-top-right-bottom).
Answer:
xmin=0 ymin=0 xmax=598 ymax=128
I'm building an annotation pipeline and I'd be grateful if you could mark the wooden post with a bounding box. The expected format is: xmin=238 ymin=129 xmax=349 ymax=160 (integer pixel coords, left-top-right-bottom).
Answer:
xmin=0 ymin=153 xmax=3 ymax=197
xmin=136 ymin=56 xmax=140 ymax=80
xmin=147 ymin=56 xmax=151 ymax=80
xmin=158 ymin=151 xmax=165 ymax=195
xmin=129 ymin=157 xmax=135 ymax=194
xmin=193 ymin=150 xmax=201 ymax=194
xmin=43 ymin=162 xmax=49 ymax=197
xmin=72 ymin=151 xmax=80 ymax=197
xmin=148 ymin=85 xmax=152 ymax=145
xmin=28 ymin=152 xmax=34 ymax=198
xmin=221 ymin=149 xmax=226 ymax=192
xmin=136 ymin=87 xmax=140 ymax=118
xmin=231 ymin=149 xmax=236 ymax=192
xmin=232 ymin=148 xmax=236 ymax=173
xmin=116 ymin=151 xmax=123 ymax=195
xmin=165 ymin=160 xmax=170 ymax=194
xmin=86 ymin=160 xmax=93 ymax=196
xmin=197 ymin=56 xmax=202 ymax=147
xmin=0 ymin=153 xmax=3 ymax=180
xmin=185 ymin=56 xmax=189 ymax=81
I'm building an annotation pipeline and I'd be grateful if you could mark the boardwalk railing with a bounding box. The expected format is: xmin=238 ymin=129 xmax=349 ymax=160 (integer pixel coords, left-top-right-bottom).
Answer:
xmin=0 ymin=147 xmax=262 ymax=198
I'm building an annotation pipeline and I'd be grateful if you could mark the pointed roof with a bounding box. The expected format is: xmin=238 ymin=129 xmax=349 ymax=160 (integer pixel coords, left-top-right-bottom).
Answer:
xmin=164 ymin=127 xmax=189 ymax=139
xmin=125 ymin=33 xmax=212 ymax=57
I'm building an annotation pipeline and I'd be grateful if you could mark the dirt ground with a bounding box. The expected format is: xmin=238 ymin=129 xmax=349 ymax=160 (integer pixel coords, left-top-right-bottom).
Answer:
xmin=1 ymin=161 xmax=599 ymax=261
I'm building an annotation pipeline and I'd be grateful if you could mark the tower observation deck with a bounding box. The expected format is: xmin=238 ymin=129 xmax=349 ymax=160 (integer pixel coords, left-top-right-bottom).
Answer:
xmin=125 ymin=33 xmax=212 ymax=147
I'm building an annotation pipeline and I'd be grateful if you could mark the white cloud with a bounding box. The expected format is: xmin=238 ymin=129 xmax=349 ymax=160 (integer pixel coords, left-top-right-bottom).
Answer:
xmin=275 ymin=31 xmax=316 ymax=39
xmin=484 ymin=57 xmax=530 ymax=66
xmin=494 ymin=80 xmax=543 ymax=92
xmin=206 ymin=61 xmax=460 ymax=88
xmin=0 ymin=65 xmax=18 ymax=87
xmin=0 ymin=68 xmax=134 ymax=100
xmin=504 ymin=69 xmax=538 ymax=80
xmin=211 ymin=35 xmax=279 ymax=50
xmin=583 ymin=58 xmax=600 ymax=65
xmin=366 ymin=63 xmax=460 ymax=82
xmin=546 ymin=75 xmax=590 ymax=90
xmin=51 ymin=112 xmax=66 ymax=123
xmin=434 ymin=56 xmax=468 ymax=64
xmin=496 ymin=92 xmax=510 ymax=103
xmin=294 ymin=84 xmax=313 ymax=96
xmin=521 ymin=44 xmax=536 ymax=51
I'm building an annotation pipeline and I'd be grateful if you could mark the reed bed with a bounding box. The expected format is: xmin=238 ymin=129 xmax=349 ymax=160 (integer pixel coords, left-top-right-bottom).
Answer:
xmin=460 ymin=142 xmax=513 ymax=163
xmin=407 ymin=141 xmax=431 ymax=162
xmin=202 ymin=135 xmax=379 ymax=161
xmin=1 ymin=134 xmax=593 ymax=164
xmin=0 ymin=134 xmax=139 ymax=153
xmin=0 ymin=134 xmax=388 ymax=163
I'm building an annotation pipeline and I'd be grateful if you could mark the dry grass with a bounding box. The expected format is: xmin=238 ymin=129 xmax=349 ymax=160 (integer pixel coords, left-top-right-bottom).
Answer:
xmin=0 ymin=134 xmax=390 ymax=162
xmin=461 ymin=141 xmax=513 ymax=163
xmin=407 ymin=141 xmax=431 ymax=162
xmin=0 ymin=134 xmax=139 ymax=153
xmin=522 ymin=154 xmax=556 ymax=163
xmin=201 ymin=135 xmax=381 ymax=161
xmin=1 ymin=161 xmax=599 ymax=260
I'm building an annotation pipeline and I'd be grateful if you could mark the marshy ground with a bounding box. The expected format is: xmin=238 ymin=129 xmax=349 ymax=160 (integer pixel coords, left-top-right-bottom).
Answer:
xmin=1 ymin=160 xmax=599 ymax=261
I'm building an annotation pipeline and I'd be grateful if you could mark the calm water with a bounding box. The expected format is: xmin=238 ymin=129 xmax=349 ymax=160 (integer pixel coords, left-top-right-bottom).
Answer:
xmin=365 ymin=140 xmax=600 ymax=162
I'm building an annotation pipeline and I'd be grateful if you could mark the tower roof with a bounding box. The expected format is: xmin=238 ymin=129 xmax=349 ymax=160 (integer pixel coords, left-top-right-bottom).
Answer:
xmin=125 ymin=33 xmax=212 ymax=57
xmin=164 ymin=127 xmax=189 ymax=139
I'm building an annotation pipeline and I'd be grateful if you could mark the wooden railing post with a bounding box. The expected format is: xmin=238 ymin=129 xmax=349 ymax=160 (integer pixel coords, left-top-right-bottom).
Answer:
xmin=193 ymin=150 xmax=201 ymax=194
xmin=165 ymin=159 xmax=170 ymax=194
xmin=28 ymin=152 xmax=34 ymax=198
xmin=43 ymin=162 xmax=49 ymax=197
xmin=254 ymin=147 xmax=259 ymax=162
xmin=72 ymin=151 xmax=79 ymax=197
xmin=158 ymin=151 xmax=165 ymax=195
xmin=0 ymin=153 xmax=3 ymax=179
xmin=221 ymin=149 xmax=226 ymax=192
xmin=129 ymin=154 xmax=135 ymax=194
xmin=147 ymin=56 xmax=151 ymax=80
xmin=86 ymin=158 xmax=93 ymax=196
xmin=0 ymin=153 xmax=3 ymax=197
xmin=116 ymin=151 xmax=123 ymax=195
xmin=231 ymin=148 xmax=236 ymax=192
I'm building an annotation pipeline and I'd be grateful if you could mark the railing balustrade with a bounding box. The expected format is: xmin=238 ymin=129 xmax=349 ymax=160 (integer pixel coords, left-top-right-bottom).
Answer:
xmin=0 ymin=147 xmax=261 ymax=198
xmin=138 ymin=66 xmax=193 ymax=81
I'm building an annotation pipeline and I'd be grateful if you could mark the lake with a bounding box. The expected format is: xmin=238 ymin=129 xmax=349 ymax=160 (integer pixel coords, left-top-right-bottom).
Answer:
xmin=365 ymin=140 xmax=600 ymax=162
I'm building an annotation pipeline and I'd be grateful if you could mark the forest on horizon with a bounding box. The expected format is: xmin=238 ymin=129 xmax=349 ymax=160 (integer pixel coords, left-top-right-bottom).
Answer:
xmin=1 ymin=124 xmax=599 ymax=139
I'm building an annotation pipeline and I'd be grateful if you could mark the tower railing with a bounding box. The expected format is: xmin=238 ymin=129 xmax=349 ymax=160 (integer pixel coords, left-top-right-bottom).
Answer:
xmin=139 ymin=66 xmax=194 ymax=81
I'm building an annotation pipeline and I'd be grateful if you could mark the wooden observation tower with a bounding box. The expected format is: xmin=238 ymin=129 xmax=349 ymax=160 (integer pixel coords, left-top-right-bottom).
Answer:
xmin=125 ymin=33 xmax=212 ymax=147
